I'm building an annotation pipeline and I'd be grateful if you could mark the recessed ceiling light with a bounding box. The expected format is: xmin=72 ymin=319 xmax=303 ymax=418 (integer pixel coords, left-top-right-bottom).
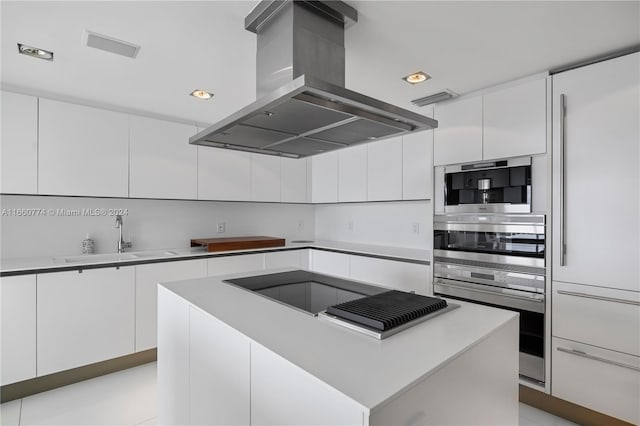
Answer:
xmin=190 ymin=89 xmax=214 ymax=100
xmin=402 ymin=71 xmax=430 ymax=85
xmin=17 ymin=43 xmax=53 ymax=61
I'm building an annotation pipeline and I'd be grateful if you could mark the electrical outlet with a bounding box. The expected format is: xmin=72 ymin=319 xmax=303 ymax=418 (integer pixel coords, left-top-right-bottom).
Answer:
xmin=348 ymin=220 xmax=354 ymax=232
xmin=412 ymin=222 xmax=420 ymax=234
xmin=297 ymin=220 xmax=304 ymax=230
xmin=217 ymin=222 xmax=226 ymax=233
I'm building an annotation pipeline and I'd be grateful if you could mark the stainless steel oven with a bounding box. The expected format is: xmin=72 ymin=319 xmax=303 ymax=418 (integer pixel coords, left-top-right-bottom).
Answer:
xmin=433 ymin=213 xmax=546 ymax=384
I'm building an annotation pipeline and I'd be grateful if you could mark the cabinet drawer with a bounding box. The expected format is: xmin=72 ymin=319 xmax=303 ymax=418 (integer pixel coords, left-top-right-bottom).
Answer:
xmin=552 ymin=281 xmax=640 ymax=356
xmin=552 ymin=337 xmax=640 ymax=424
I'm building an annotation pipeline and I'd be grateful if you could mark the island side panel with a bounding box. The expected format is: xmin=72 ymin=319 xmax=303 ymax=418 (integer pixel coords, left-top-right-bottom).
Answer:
xmin=369 ymin=316 xmax=519 ymax=426
xmin=189 ymin=306 xmax=250 ymax=425
xmin=157 ymin=286 xmax=190 ymax=425
xmin=251 ymin=342 xmax=367 ymax=426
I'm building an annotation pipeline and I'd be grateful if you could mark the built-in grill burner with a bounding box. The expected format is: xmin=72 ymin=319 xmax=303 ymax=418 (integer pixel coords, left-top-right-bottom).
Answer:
xmin=321 ymin=291 xmax=457 ymax=339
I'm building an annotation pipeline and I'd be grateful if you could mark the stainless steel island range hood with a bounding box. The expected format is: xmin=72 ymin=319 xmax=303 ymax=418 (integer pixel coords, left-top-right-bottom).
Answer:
xmin=190 ymin=0 xmax=438 ymax=158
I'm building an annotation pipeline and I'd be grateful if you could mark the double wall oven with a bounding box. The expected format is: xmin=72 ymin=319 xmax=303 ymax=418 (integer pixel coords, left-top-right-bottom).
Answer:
xmin=433 ymin=157 xmax=546 ymax=384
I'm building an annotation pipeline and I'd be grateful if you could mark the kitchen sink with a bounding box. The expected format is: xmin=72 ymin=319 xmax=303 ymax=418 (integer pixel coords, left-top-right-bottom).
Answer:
xmin=54 ymin=250 xmax=182 ymax=265
xmin=130 ymin=250 xmax=179 ymax=258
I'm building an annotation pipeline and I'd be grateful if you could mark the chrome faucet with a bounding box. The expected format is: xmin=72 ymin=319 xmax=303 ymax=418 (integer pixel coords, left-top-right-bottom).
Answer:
xmin=115 ymin=215 xmax=132 ymax=253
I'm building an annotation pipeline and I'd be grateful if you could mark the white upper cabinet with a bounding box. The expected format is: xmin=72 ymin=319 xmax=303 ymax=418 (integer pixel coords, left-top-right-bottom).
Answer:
xmin=198 ymin=147 xmax=251 ymax=201
xmin=280 ymin=157 xmax=307 ymax=203
xmin=251 ymin=154 xmax=281 ymax=202
xmin=338 ymin=144 xmax=367 ymax=202
xmin=129 ymin=116 xmax=198 ymax=199
xmin=38 ymin=99 xmax=129 ymax=197
xmin=434 ymin=77 xmax=547 ymax=166
xmin=552 ymin=53 xmax=639 ymax=292
xmin=367 ymin=137 xmax=402 ymax=201
xmin=483 ymin=78 xmax=547 ymax=160
xmin=402 ymin=129 xmax=433 ymax=200
xmin=311 ymin=151 xmax=338 ymax=203
xmin=433 ymin=96 xmax=483 ymax=166
xmin=1 ymin=91 xmax=38 ymax=194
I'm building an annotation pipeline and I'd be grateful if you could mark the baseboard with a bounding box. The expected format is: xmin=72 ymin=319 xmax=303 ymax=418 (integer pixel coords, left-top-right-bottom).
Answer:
xmin=0 ymin=349 xmax=156 ymax=403
xmin=519 ymin=384 xmax=634 ymax=426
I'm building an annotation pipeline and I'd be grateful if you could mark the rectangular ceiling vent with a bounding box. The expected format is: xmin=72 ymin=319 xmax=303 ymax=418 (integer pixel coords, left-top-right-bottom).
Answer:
xmin=84 ymin=30 xmax=140 ymax=58
xmin=411 ymin=90 xmax=457 ymax=107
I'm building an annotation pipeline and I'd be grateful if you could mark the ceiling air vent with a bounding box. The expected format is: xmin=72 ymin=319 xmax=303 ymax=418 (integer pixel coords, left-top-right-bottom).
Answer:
xmin=84 ymin=30 xmax=140 ymax=58
xmin=411 ymin=90 xmax=457 ymax=107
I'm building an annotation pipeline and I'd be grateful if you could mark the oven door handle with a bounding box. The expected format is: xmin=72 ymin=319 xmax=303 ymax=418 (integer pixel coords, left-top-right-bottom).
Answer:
xmin=434 ymin=278 xmax=545 ymax=313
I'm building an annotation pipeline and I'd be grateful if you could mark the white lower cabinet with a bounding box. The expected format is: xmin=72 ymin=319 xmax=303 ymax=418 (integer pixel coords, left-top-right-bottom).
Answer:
xmin=37 ymin=267 xmax=135 ymax=375
xmin=189 ymin=306 xmax=250 ymax=426
xmin=552 ymin=337 xmax=640 ymax=425
xmin=251 ymin=342 xmax=364 ymax=426
xmin=135 ymin=260 xmax=207 ymax=352
xmin=309 ymin=250 xmax=350 ymax=278
xmin=1 ymin=275 xmax=37 ymax=385
xmin=264 ymin=249 xmax=309 ymax=270
xmin=349 ymin=255 xmax=432 ymax=295
xmin=207 ymin=254 xmax=265 ymax=277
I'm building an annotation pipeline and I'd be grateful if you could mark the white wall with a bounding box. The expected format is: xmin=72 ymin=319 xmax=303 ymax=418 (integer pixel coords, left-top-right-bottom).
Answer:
xmin=0 ymin=195 xmax=314 ymax=259
xmin=314 ymin=201 xmax=432 ymax=250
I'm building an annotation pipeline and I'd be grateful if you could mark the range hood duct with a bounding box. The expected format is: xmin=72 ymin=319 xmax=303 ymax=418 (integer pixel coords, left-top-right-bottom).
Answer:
xmin=190 ymin=0 xmax=438 ymax=158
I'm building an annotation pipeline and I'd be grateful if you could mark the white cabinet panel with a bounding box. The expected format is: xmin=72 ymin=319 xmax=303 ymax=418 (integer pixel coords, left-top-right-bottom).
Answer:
xmin=1 ymin=275 xmax=36 ymax=385
xmin=251 ymin=154 xmax=281 ymax=202
xmin=338 ymin=145 xmax=367 ymax=202
xmin=483 ymin=78 xmax=547 ymax=160
xmin=367 ymin=137 xmax=402 ymax=201
xmin=135 ymin=259 xmax=207 ymax=352
xmin=1 ymin=91 xmax=38 ymax=194
xmin=349 ymin=255 xmax=432 ymax=295
xmin=281 ymin=157 xmax=307 ymax=203
xmin=309 ymin=250 xmax=350 ymax=278
xmin=37 ymin=267 xmax=135 ymax=375
xmin=189 ymin=307 xmax=250 ymax=426
xmin=157 ymin=286 xmax=190 ymax=425
xmin=402 ymin=130 xmax=433 ymax=200
xmin=311 ymin=152 xmax=338 ymax=203
xmin=265 ymin=250 xmax=308 ymax=269
xmin=198 ymin=147 xmax=251 ymax=201
xmin=38 ymin=99 xmax=129 ymax=197
xmin=552 ymin=53 xmax=639 ymax=291
xmin=251 ymin=342 xmax=364 ymax=426
xmin=433 ymin=96 xmax=483 ymax=166
xmin=552 ymin=337 xmax=640 ymax=425
xmin=207 ymin=254 xmax=265 ymax=277
xmin=552 ymin=281 xmax=640 ymax=357
xmin=129 ymin=116 xmax=198 ymax=199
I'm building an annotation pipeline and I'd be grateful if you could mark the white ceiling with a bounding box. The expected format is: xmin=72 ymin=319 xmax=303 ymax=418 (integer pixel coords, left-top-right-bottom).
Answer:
xmin=2 ymin=1 xmax=638 ymax=125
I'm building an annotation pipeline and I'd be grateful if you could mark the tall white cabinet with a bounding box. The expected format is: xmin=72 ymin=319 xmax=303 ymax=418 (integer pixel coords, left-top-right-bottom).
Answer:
xmin=1 ymin=91 xmax=38 ymax=194
xmin=551 ymin=52 xmax=640 ymax=425
xmin=38 ymin=99 xmax=129 ymax=197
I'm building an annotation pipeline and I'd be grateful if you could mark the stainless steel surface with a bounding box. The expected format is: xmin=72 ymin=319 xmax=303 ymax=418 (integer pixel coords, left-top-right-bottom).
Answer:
xmin=114 ymin=214 xmax=132 ymax=254
xmin=434 ymin=278 xmax=545 ymax=313
xmin=434 ymin=262 xmax=545 ymax=293
xmin=435 ymin=214 xmax=545 ymax=226
xmin=557 ymin=290 xmax=640 ymax=306
xmin=318 ymin=303 xmax=459 ymax=339
xmin=433 ymin=249 xmax=545 ymax=269
xmin=520 ymin=352 xmax=545 ymax=383
xmin=443 ymin=156 xmax=531 ymax=173
xmin=557 ymin=347 xmax=640 ymax=372
xmin=559 ymin=93 xmax=567 ymax=266
xmin=443 ymin=203 xmax=532 ymax=214
xmin=477 ymin=178 xmax=491 ymax=191
xmin=191 ymin=0 xmax=436 ymax=157
xmin=433 ymin=221 xmax=545 ymax=234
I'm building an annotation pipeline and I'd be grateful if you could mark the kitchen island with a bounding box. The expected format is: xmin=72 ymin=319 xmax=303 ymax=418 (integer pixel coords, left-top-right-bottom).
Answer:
xmin=158 ymin=268 xmax=519 ymax=426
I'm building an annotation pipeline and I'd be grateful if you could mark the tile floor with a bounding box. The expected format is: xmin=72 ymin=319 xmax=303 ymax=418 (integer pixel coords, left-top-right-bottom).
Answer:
xmin=1 ymin=362 xmax=577 ymax=426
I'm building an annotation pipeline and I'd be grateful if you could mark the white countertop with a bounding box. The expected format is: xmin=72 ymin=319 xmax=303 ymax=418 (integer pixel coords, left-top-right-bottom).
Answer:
xmin=0 ymin=240 xmax=430 ymax=274
xmin=161 ymin=268 xmax=517 ymax=411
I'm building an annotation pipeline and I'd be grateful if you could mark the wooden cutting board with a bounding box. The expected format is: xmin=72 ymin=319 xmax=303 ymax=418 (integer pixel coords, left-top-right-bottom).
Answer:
xmin=190 ymin=236 xmax=286 ymax=252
